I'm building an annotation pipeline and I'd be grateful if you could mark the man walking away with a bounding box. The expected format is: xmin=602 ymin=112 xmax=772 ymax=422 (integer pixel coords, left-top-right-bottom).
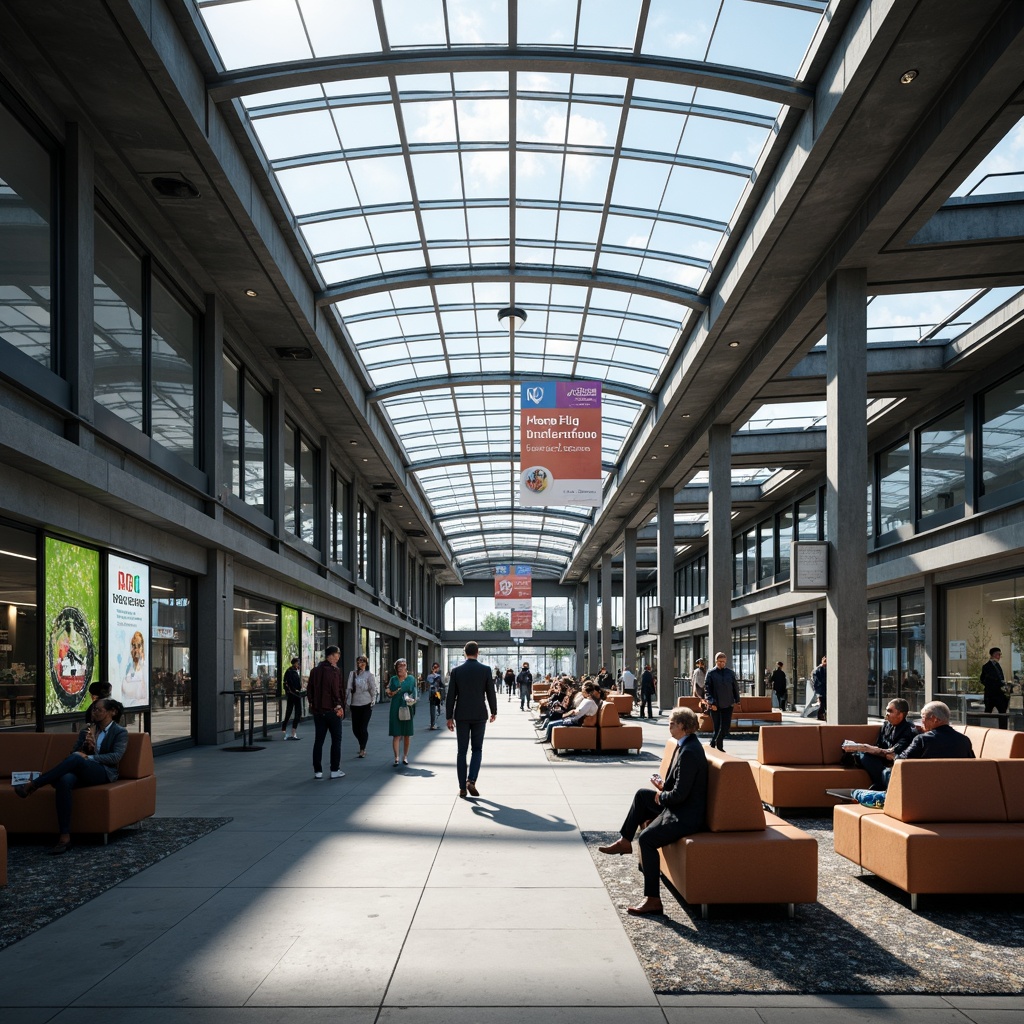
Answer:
xmin=446 ymin=641 xmax=498 ymax=798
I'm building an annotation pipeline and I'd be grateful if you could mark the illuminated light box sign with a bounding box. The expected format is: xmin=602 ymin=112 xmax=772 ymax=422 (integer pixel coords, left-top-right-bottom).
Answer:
xmin=510 ymin=607 xmax=533 ymax=638
xmin=108 ymin=553 xmax=150 ymax=708
xmin=520 ymin=381 xmax=602 ymax=507
xmin=495 ymin=564 xmax=532 ymax=609
xmin=45 ymin=538 xmax=101 ymax=716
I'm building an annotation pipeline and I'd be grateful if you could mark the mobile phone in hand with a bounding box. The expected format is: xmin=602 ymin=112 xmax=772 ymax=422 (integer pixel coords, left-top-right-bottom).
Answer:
xmin=650 ymin=773 xmax=663 ymax=786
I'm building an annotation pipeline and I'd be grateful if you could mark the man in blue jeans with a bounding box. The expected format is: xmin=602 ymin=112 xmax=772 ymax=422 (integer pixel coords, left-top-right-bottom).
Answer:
xmin=446 ymin=641 xmax=497 ymax=798
xmin=307 ymin=645 xmax=345 ymax=780
xmin=704 ymin=651 xmax=740 ymax=752
xmin=15 ymin=697 xmax=127 ymax=854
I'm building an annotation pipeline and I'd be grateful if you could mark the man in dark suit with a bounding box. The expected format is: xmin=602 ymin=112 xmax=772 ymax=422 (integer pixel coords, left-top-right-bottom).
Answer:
xmin=980 ymin=647 xmax=1009 ymax=728
xmin=446 ymin=640 xmax=498 ymax=798
xmin=897 ymin=700 xmax=974 ymax=762
xmin=598 ymin=706 xmax=708 ymax=916
xmin=14 ymin=698 xmax=128 ymax=854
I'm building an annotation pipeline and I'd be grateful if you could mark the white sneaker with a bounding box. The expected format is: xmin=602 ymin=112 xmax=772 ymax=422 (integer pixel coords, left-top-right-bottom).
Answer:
xmin=313 ymin=771 xmax=323 ymax=779
xmin=330 ymin=770 xmax=345 ymax=779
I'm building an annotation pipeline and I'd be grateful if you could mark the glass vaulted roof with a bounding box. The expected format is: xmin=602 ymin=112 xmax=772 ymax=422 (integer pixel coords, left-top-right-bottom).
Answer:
xmin=195 ymin=0 xmax=829 ymax=579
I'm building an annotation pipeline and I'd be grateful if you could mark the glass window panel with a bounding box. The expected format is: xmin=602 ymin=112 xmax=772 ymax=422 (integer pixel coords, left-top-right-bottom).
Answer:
xmin=457 ymin=99 xmax=509 ymax=142
xmin=364 ymin=211 xmax=421 ymax=245
xmin=981 ymin=368 xmax=1024 ymax=496
xmin=253 ymin=111 xmax=339 ymax=160
xmin=403 ymin=100 xmax=457 ymax=145
xmin=348 ymin=156 xmax=412 ymax=205
xmin=797 ymin=493 xmax=818 ymax=541
xmin=758 ymin=519 xmax=774 ymax=581
xmin=382 ymin=0 xmax=446 ymax=47
xmin=202 ymin=0 xmax=312 ymax=69
xmin=300 ymin=0 xmax=382 ymax=56
xmin=283 ymin=421 xmax=297 ymax=536
xmin=243 ymin=377 xmax=268 ymax=511
xmin=777 ymin=507 xmax=793 ymax=579
xmin=150 ymin=280 xmax=196 ymax=464
xmin=303 ymin=216 xmax=374 ymax=255
xmin=576 ymin=0 xmax=642 ymax=49
xmin=0 ymin=102 xmax=53 ymax=367
xmin=622 ymin=107 xmax=685 ymax=152
xmin=662 ymin=165 xmax=746 ymax=223
xmin=516 ymin=0 xmax=578 ymax=45
xmin=411 ymin=153 xmax=465 ymax=200
xmin=277 ymin=163 xmax=359 ymax=215
xmin=93 ymin=217 xmax=144 ymax=432
xmin=919 ymin=406 xmax=965 ymax=518
xmin=708 ymin=0 xmax=821 ymax=77
xmin=878 ymin=440 xmax=911 ymax=534
xmin=222 ymin=353 xmax=240 ymax=497
xmin=679 ymin=115 xmax=769 ymax=167
xmin=642 ymin=0 xmax=719 ymax=60
xmin=332 ymin=104 xmax=401 ymax=150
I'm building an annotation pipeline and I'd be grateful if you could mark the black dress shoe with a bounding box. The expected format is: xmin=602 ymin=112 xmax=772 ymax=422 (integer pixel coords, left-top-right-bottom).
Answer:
xmin=627 ymin=898 xmax=664 ymax=916
xmin=49 ymin=840 xmax=72 ymax=856
xmin=466 ymin=780 xmax=479 ymax=796
xmin=459 ymin=789 xmax=468 ymax=798
xmin=14 ymin=782 xmax=35 ymax=799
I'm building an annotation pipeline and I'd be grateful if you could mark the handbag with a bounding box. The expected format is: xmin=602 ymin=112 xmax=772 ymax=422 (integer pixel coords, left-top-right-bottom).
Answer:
xmin=398 ymin=705 xmax=411 ymax=722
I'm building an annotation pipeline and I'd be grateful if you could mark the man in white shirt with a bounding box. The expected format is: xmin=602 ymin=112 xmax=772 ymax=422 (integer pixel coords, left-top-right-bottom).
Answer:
xmin=620 ymin=666 xmax=636 ymax=698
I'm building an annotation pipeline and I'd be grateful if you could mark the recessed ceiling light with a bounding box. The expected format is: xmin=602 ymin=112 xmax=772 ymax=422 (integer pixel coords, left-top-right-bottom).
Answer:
xmin=349 ymin=440 xmax=358 ymax=446
xmin=663 ymin=443 xmax=670 ymax=448
xmin=362 ymin=458 xmax=368 ymax=462
xmin=651 ymin=455 xmax=657 ymax=460
xmin=313 ymin=387 xmax=322 ymax=393
xmin=900 ymin=69 xmax=919 ymax=85
xmin=682 ymin=413 xmax=690 ymax=418
xmin=728 ymin=341 xmax=740 ymax=348
xmin=244 ymin=288 xmax=258 ymax=298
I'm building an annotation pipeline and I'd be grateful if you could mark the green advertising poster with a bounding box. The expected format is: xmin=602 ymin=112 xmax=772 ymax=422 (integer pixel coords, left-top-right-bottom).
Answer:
xmin=281 ymin=605 xmax=299 ymax=693
xmin=45 ymin=537 xmax=101 ymax=715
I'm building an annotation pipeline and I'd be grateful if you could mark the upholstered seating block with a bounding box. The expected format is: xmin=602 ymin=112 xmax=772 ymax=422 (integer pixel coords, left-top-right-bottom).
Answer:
xmin=998 ymin=760 xmax=1024 ymax=821
xmin=550 ymin=713 xmax=599 ymax=752
xmin=0 ymin=733 xmax=157 ymax=837
xmin=817 ymin=725 xmax=882 ymax=764
xmin=0 ymin=824 xmax=6 ymax=886
xmin=758 ymin=764 xmax=871 ymax=808
xmin=833 ymin=802 xmax=886 ymax=865
xmin=608 ymin=694 xmax=634 ymax=716
xmin=886 ymin=759 xmax=1006 ymax=823
xmin=978 ymin=729 xmax=1024 ymax=759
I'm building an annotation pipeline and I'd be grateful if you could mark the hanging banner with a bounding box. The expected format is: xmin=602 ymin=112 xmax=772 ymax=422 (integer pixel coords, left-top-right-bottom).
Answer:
xmin=44 ymin=538 xmax=100 ymax=716
xmin=495 ymin=564 xmax=532 ymax=609
xmin=520 ymin=380 xmax=602 ymax=507
xmin=510 ymin=607 xmax=533 ymax=638
xmin=107 ymin=553 xmax=150 ymax=708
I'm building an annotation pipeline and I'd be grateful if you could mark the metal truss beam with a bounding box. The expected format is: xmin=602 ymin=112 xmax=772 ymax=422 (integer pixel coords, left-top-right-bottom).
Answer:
xmin=433 ymin=506 xmax=594 ymax=525
xmin=411 ymin=452 xmax=616 ymax=473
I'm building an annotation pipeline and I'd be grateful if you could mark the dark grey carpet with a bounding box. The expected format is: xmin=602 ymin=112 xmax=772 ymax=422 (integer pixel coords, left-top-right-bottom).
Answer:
xmin=584 ymin=819 xmax=1024 ymax=994
xmin=542 ymin=746 xmax=659 ymax=763
xmin=0 ymin=817 xmax=230 ymax=951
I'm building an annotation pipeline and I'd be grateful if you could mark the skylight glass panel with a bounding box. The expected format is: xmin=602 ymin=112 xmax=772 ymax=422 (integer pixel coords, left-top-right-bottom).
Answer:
xmin=199 ymin=0 xmax=312 ymax=69
xmin=453 ymin=72 xmax=510 ymax=92
xmin=448 ymin=0 xmax=508 ymax=45
xmin=556 ymin=209 xmax=602 ymax=244
xmin=412 ymin=154 xmax=465 ymax=201
xmin=420 ymin=208 xmax=469 ymax=240
xmin=319 ymin=254 xmax=381 ymax=284
xmin=332 ymin=105 xmax=402 ymax=150
xmin=464 ymin=158 xmax=510 ymax=197
xmin=440 ymin=309 xmax=480 ymax=333
xmin=662 ymin=166 xmax=747 ymax=223
xmin=680 ymin=118 xmax=769 ymax=168
xmin=254 ymin=113 xmax=338 ymax=160
xmin=518 ymin=100 xmax=569 ymax=143
xmin=576 ymin=0 xmax=642 ymax=50
xmin=647 ymin=220 xmax=719 ymax=260
xmin=610 ymin=159 xmax=670 ymax=209
xmin=622 ymin=108 xmax=685 ymax=153
xmin=708 ymin=0 xmax=821 ymax=78
xmin=516 ymin=0 xmax=578 ymax=46
xmin=563 ymin=156 xmax=613 ymax=202
xmin=641 ymin=0 xmax=719 ymax=61
xmin=572 ymin=75 xmax=628 ymax=99
xmin=464 ymin=206 xmax=507 ymax=238
xmin=456 ymin=99 xmax=510 ymax=143
xmin=692 ymin=88 xmax=782 ymax=121
xmin=364 ymin=211 xmax=421 ymax=245
xmin=344 ymin=317 xmax=397 ymax=344
xmin=301 ymin=217 xmax=373 ymax=256
xmin=323 ymin=79 xmax=392 ymax=99
xmin=403 ymin=100 xmax=458 ymax=145
xmin=243 ymin=86 xmax=324 ymax=109
xmin=299 ymin=0 xmax=382 ymax=57
xmin=952 ymin=115 xmax=1024 ymax=197
xmin=348 ymin=157 xmax=412 ymax=205
xmin=277 ymin=164 xmax=359 ymax=215
xmin=382 ymin=0 xmax=447 ymax=48
xmin=566 ymin=103 xmax=621 ymax=146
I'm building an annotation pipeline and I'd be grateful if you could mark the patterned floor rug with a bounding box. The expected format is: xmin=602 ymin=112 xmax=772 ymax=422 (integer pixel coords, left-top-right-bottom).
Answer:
xmin=542 ymin=746 xmax=660 ymax=764
xmin=0 ymin=817 xmax=230 ymax=951
xmin=585 ymin=819 xmax=1024 ymax=994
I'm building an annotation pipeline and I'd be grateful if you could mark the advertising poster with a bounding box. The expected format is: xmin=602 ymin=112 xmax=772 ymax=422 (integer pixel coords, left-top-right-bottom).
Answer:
xmin=495 ymin=564 xmax=532 ymax=609
xmin=44 ymin=537 xmax=100 ymax=716
xmin=300 ymin=610 xmax=315 ymax=679
xmin=281 ymin=605 xmax=299 ymax=685
xmin=520 ymin=381 xmax=602 ymax=507
xmin=107 ymin=553 xmax=150 ymax=708
xmin=510 ymin=607 xmax=533 ymax=638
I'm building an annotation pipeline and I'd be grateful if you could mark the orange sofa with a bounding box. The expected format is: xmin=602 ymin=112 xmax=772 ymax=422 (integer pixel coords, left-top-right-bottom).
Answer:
xmin=0 ymin=732 xmax=156 ymax=840
xmin=834 ymin=756 xmax=1024 ymax=910
xmin=756 ymin=723 xmax=1024 ymax=812
xmin=651 ymin=740 xmax=818 ymax=918
xmin=608 ymin=693 xmax=635 ymax=716
xmin=677 ymin=695 xmax=782 ymax=732
xmin=549 ymin=701 xmax=644 ymax=755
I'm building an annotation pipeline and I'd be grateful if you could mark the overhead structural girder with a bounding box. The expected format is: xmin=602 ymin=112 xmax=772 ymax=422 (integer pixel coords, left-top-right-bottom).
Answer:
xmin=209 ymin=47 xmax=813 ymax=109
xmin=317 ymin=264 xmax=706 ymax=311
xmin=373 ymin=372 xmax=654 ymax=408
xmin=411 ymin=452 xmax=616 ymax=474
xmin=433 ymin=505 xmax=594 ymax=525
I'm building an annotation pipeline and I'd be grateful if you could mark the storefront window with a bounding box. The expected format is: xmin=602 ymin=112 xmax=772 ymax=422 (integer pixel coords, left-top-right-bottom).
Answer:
xmin=758 ymin=519 xmax=774 ymax=581
xmin=919 ymin=406 xmax=965 ymax=519
xmin=777 ymin=508 xmax=793 ymax=579
xmin=866 ymin=593 xmax=926 ymax=717
xmin=233 ymin=594 xmax=278 ymax=692
xmin=150 ymin=569 xmax=193 ymax=745
xmin=731 ymin=624 xmax=756 ymax=693
xmin=0 ymin=101 xmax=54 ymax=368
xmin=0 ymin=523 xmax=39 ymax=729
xmin=150 ymin=278 xmax=197 ymax=464
xmin=764 ymin=613 xmax=814 ymax=710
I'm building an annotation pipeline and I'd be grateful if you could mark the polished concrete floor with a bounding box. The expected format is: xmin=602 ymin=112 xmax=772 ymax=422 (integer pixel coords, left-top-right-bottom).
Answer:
xmin=1 ymin=706 xmax=1021 ymax=1023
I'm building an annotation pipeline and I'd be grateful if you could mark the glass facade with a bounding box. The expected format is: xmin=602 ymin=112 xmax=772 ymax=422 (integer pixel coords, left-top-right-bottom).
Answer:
xmin=866 ymin=592 xmax=925 ymax=717
xmin=0 ymin=522 xmax=38 ymax=729
xmin=981 ymin=368 xmax=1024 ymax=499
xmin=763 ymin=613 xmax=815 ymax=711
xmin=0 ymin=99 xmax=54 ymax=368
xmin=233 ymin=593 xmax=279 ymax=692
xmin=877 ymin=440 xmax=911 ymax=536
xmin=150 ymin=568 xmax=193 ymax=745
xmin=918 ymin=406 xmax=965 ymax=519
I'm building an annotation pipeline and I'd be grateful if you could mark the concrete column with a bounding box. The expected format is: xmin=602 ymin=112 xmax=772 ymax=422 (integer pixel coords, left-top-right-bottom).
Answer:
xmin=708 ymin=424 xmax=733 ymax=662
xmin=587 ymin=571 xmax=598 ymax=676
xmin=575 ymin=583 xmax=585 ymax=677
xmin=825 ymin=268 xmax=868 ymax=724
xmin=601 ymin=551 xmax=613 ymax=673
xmin=62 ymin=123 xmax=94 ymax=434
xmin=196 ymin=548 xmax=235 ymax=745
xmin=623 ymin=527 xmax=637 ymax=675
xmin=923 ymin=577 xmax=936 ymax=704
xmin=657 ymin=486 xmax=675 ymax=711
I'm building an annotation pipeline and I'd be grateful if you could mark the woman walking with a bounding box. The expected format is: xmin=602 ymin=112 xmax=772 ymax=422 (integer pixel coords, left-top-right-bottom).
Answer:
xmin=386 ymin=657 xmax=416 ymax=765
xmin=346 ymin=654 xmax=378 ymax=758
